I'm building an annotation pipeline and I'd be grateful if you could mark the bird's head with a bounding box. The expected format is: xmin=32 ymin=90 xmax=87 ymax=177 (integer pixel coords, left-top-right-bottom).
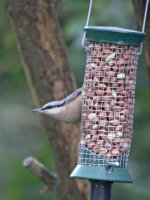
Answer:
xmin=32 ymin=101 xmax=62 ymax=116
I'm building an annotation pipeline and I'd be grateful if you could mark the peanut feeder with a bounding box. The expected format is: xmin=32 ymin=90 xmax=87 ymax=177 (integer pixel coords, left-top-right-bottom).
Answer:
xmin=70 ymin=26 xmax=145 ymax=183
xmin=70 ymin=0 xmax=149 ymax=198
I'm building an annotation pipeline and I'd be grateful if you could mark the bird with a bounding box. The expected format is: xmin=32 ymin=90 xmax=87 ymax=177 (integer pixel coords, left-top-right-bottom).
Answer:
xmin=32 ymin=88 xmax=82 ymax=123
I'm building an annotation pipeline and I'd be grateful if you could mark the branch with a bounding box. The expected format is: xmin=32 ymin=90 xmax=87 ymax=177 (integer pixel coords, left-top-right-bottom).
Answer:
xmin=6 ymin=0 xmax=89 ymax=199
xmin=23 ymin=156 xmax=58 ymax=194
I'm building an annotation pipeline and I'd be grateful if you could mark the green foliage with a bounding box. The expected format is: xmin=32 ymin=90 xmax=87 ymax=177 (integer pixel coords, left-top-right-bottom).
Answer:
xmin=0 ymin=0 xmax=150 ymax=199
xmin=0 ymin=0 xmax=25 ymax=92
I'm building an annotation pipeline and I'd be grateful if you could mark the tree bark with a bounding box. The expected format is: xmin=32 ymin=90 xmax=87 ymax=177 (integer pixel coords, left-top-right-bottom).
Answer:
xmin=132 ymin=0 xmax=150 ymax=86
xmin=6 ymin=0 xmax=88 ymax=199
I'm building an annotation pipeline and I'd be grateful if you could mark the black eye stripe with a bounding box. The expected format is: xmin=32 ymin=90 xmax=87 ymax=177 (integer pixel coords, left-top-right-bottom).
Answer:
xmin=41 ymin=106 xmax=52 ymax=110
xmin=41 ymin=101 xmax=64 ymax=110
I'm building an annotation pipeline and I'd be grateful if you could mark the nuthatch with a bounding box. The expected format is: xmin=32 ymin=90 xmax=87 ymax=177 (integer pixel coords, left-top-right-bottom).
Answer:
xmin=32 ymin=88 xmax=82 ymax=123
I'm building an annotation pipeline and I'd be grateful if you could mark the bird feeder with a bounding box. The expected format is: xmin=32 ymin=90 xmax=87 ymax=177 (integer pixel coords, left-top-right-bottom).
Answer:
xmin=70 ymin=0 xmax=149 ymax=199
xmin=71 ymin=26 xmax=145 ymax=182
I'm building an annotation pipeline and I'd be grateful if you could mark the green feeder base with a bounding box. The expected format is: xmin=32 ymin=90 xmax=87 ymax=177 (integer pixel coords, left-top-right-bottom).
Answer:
xmin=70 ymin=164 xmax=132 ymax=183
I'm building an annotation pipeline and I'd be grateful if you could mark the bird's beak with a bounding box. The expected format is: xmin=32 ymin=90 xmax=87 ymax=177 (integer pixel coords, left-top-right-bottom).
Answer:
xmin=32 ymin=108 xmax=43 ymax=113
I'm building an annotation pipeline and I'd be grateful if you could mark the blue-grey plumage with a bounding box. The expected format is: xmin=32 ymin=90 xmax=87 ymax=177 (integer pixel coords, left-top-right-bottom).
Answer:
xmin=32 ymin=88 xmax=82 ymax=123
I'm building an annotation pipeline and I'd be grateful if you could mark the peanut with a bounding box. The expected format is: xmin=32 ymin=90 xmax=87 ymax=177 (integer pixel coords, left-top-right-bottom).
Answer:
xmin=81 ymin=42 xmax=136 ymax=159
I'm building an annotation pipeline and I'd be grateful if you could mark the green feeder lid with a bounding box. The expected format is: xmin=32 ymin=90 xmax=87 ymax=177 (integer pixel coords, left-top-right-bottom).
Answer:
xmin=84 ymin=26 xmax=145 ymax=46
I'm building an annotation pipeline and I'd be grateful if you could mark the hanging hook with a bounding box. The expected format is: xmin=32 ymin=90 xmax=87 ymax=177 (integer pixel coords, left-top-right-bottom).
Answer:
xmin=137 ymin=0 xmax=149 ymax=55
xmin=82 ymin=0 xmax=93 ymax=51
xmin=82 ymin=0 xmax=149 ymax=54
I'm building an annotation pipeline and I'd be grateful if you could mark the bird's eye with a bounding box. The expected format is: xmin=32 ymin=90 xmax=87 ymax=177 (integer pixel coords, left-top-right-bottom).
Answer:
xmin=41 ymin=106 xmax=51 ymax=110
xmin=41 ymin=107 xmax=49 ymax=110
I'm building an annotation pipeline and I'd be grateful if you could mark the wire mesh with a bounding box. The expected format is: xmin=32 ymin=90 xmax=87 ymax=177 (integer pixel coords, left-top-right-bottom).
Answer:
xmin=79 ymin=42 xmax=138 ymax=167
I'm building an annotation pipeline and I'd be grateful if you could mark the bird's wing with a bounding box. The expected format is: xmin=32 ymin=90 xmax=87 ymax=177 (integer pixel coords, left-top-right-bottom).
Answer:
xmin=64 ymin=87 xmax=83 ymax=105
xmin=41 ymin=87 xmax=82 ymax=110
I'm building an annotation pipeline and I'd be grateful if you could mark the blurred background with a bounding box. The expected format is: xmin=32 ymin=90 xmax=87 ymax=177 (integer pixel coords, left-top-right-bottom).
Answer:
xmin=0 ymin=0 xmax=150 ymax=199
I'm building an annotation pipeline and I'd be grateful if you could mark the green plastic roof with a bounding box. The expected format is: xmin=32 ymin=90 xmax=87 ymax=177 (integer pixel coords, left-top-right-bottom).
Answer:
xmin=84 ymin=26 xmax=145 ymax=46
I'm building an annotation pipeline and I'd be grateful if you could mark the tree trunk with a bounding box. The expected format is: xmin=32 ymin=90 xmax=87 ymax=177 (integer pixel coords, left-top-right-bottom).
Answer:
xmin=6 ymin=0 xmax=88 ymax=199
xmin=132 ymin=0 xmax=150 ymax=86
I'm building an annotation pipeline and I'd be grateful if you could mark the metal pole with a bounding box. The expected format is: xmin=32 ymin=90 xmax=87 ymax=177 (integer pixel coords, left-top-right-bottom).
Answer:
xmin=90 ymin=180 xmax=112 ymax=200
